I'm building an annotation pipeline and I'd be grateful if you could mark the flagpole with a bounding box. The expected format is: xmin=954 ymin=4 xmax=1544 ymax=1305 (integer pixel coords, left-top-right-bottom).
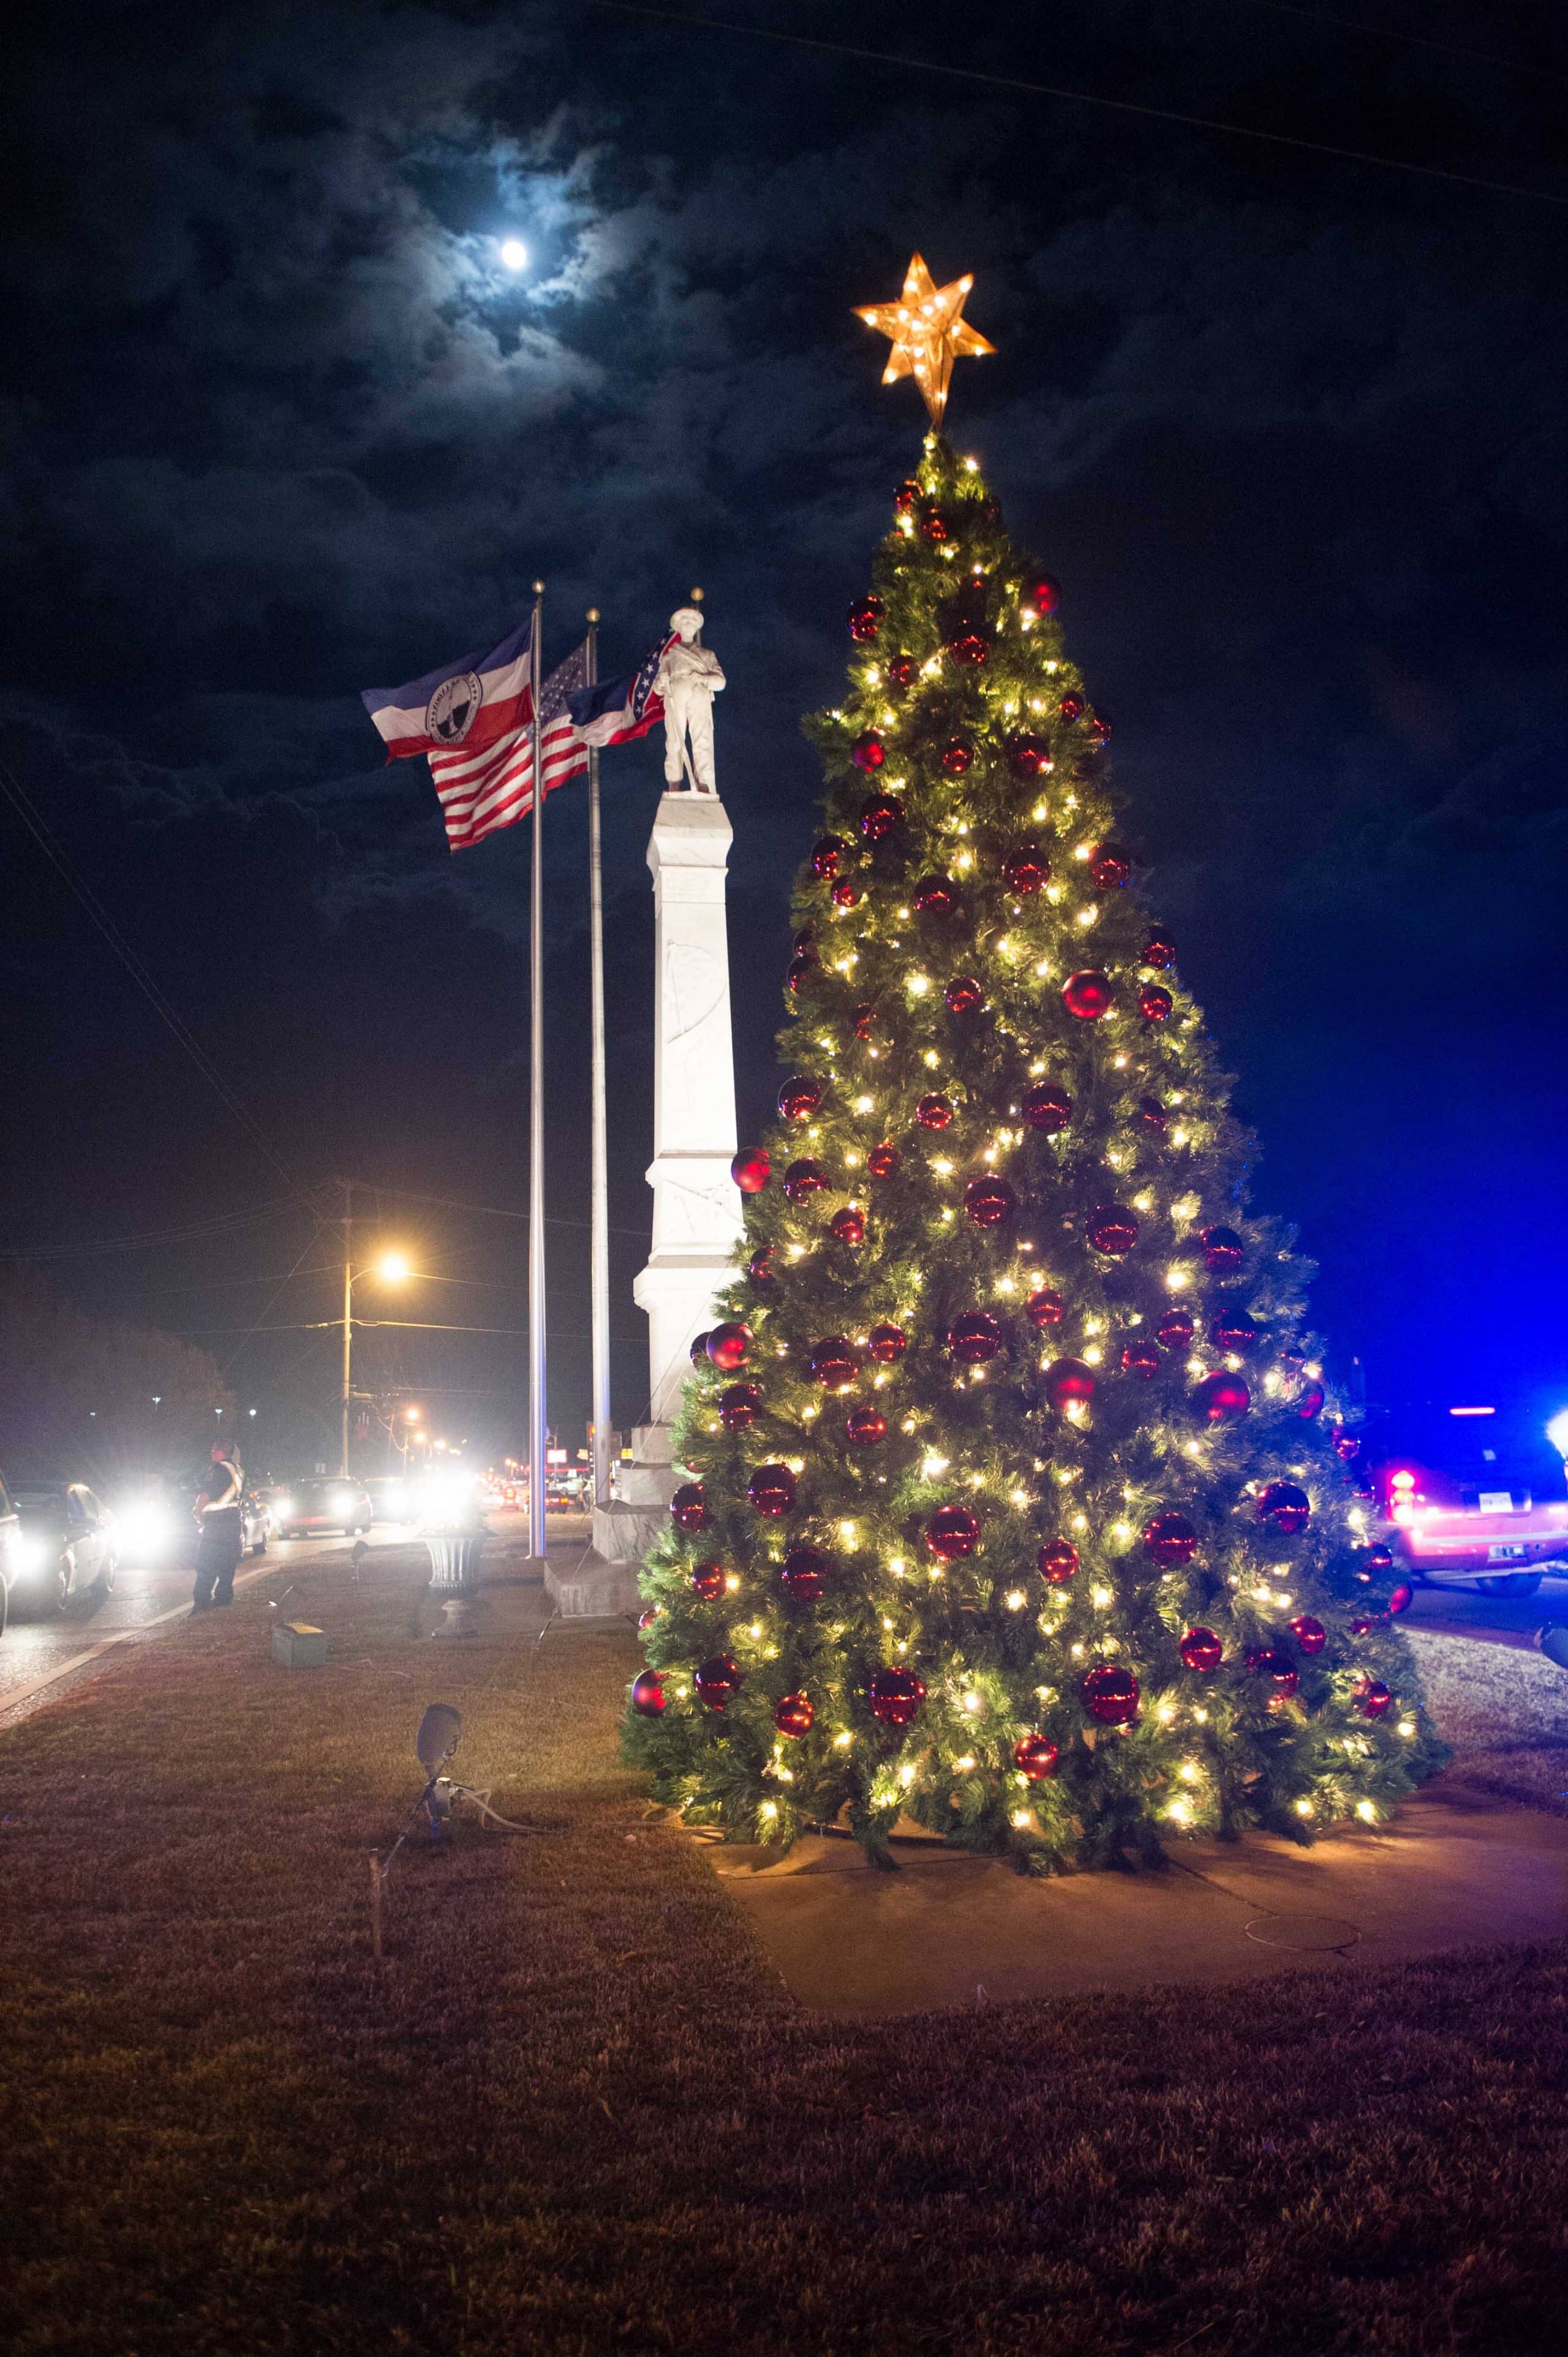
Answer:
xmin=585 ymin=608 xmax=612 ymax=1517
xmin=527 ymin=581 xmax=548 ymax=1562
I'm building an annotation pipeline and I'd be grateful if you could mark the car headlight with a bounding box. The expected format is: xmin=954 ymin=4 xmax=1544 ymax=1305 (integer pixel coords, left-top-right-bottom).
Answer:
xmin=331 ymin=1491 xmax=353 ymax=1516
xmin=273 ymin=1497 xmax=295 ymax=1521
xmin=13 ymin=1533 xmax=51 ymax=1575
xmin=122 ymin=1504 xmax=169 ymax=1549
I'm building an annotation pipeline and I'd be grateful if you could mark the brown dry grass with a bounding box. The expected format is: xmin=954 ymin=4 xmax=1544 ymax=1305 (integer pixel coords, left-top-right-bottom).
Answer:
xmin=1408 ymin=1629 xmax=1568 ymax=1816
xmin=1 ymin=1548 xmax=1566 ymax=2356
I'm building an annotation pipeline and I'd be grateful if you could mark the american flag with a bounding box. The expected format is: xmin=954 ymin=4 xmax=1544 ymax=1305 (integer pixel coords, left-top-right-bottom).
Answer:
xmin=429 ymin=642 xmax=590 ymax=852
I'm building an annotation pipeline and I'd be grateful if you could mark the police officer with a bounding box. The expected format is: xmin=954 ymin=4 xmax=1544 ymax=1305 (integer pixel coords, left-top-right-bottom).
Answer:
xmin=192 ymin=1441 xmax=244 ymax=1610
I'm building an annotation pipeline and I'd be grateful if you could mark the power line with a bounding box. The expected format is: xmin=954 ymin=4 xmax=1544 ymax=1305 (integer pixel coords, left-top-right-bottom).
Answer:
xmin=590 ymin=2 xmax=1568 ymax=208
xmin=0 ymin=1197 xmax=303 ymax=1263
xmin=0 ymin=751 xmax=300 ymax=1185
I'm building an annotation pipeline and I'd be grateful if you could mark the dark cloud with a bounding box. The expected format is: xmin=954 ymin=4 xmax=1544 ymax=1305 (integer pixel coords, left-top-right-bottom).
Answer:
xmin=2 ymin=0 xmax=1566 ymax=1447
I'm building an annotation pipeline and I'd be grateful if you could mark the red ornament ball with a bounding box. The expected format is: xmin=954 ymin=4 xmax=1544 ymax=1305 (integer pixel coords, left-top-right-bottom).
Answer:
xmin=1057 ymin=692 xmax=1084 ymax=722
xmin=695 ymin=1654 xmax=744 ymax=1712
xmin=1026 ymin=1287 xmax=1065 ymax=1330
xmin=852 ymin=731 xmax=886 ymax=771
xmin=774 ymin=1691 xmax=815 ymax=1738
xmin=948 ymin=1311 xmax=1003 ymax=1364
xmin=940 ymin=738 xmax=973 ymax=777
xmin=778 ymin=1075 xmax=821 ymax=1123
xmin=867 ymin=1141 xmax=902 ymax=1179
xmin=747 ymin=1245 xmax=776 ymax=1287
xmin=670 ymin=1483 xmax=708 ymax=1532
xmin=707 ymin=1322 xmax=750 ymax=1371
xmin=1333 ymin=1431 xmax=1362 ymax=1462
xmin=1200 ymin=1225 xmax=1245 ymax=1274
xmin=831 ymin=1206 xmax=865 ymax=1246
xmin=893 ymin=477 xmax=921 ymax=514
xmin=845 ymin=1405 xmax=888 ymax=1449
xmin=781 ymin=1544 xmax=829 ymax=1602
xmin=885 ymin=653 xmax=918 ymax=690
xmin=630 ymin=1670 xmax=667 ymax=1717
xmin=1157 ymin=1307 xmax=1195 ymax=1351
xmin=1248 ymin=1648 xmax=1299 ymax=1698
xmin=1180 ymin=1627 xmax=1224 ymax=1674
xmin=718 ymin=1384 xmax=762 ymax=1432
xmin=1006 ymin=739 xmax=1047 ymax=781
xmin=1121 ymin=1336 xmax=1161 ymax=1379
xmin=637 ymin=1607 xmax=660 ymax=1630
xmin=1023 ymin=1081 xmax=1072 ymax=1132
xmin=1193 ymin=1372 xmax=1250 ymax=1424
xmin=1366 ymin=1542 xmax=1394 ymax=1572
xmin=1038 ymin=1538 xmax=1079 ymax=1584
xmin=853 ymin=1002 xmax=879 ymax=1042
xmin=1387 ymin=1581 xmax=1414 ymax=1616
xmin=1297 ymin=1382 xmax=1326 ymax=1421
xmin=1090 ymin=844 xmax=1131 ymax=890
xmin=809 ymin=1336 xmax=861 ymax=1390
xmin=690 ymin=1332 xmax=712 ymax=1366
xmin=783 ymin=1159 xmax=827 ymax=1202
xmin=947 ymin=632 xmax=989 ymax=667
xmin=785 ymin=955 xmax=816 ymax=994
xmin=1014 ymin=1734 xmax=1060 ymax=1782
xmin=915 ymin=1092 xmax=954 ymax=1130
xmin=919 ymin=503 xmax=951 ymax=543
xmin=859 ymin=794 xmax=903 ymax=841
xmin=869 ymin=1666 xmax=927 ymax=1727
xmin=1348 ymin=1613 xmax=1378 ymax=1638
xmin=1359 ymin=1682 xmax=1394 ymax=1720
xmin=1144 ymin=933 xmax=1177 ymax=969
xmin=831 ymin=881 xmax=861 ymax=909
xmin=1083 ymin=1663 xmax=1140 ymax=1727
xmin=1257 ymin=1481 xmax=1311 ymax=1534
xmin=1136 ymin=1097 xmax=1168 ymax=1135
xmin=1028 ymin=573 xmax=1061 ymax=615
xmin=848 ymin=594 xmax=884 ymax=643
xmin=1139 ymin=985 xmax=1173 ymax=1024
xmin=1090 ymin=711 xmax=1112 ymax=745
xmin=925 ymin=1504 xmax=980 ymax=1561
xmin=1144 ymin=1510 xmax=1198 ymax=1568
xmin=964 ymin=1175 xmax=1017 ymax=1229
xmin=1087 ymin=1204 xmax=1139 ymax=1255
xmin=748 ymin=1463 xmax=796 ymax=1517
xmin=731 ymin=1146 xmax=770 ymax=1194
xmin=944 ymin=974 xmax=984 ymax=1014
xmin=690 ymin=1562 xmax=726 ymax=1602
xmin=867 ymin=1322 xmax=907 ymax=1363
xmin=810 ymin=833 xmax=846 ymax=879
xmin=913 ymin=874 xmax=960 ymax=918
xmin=1062 ymin=969 xmax=1113 ymax=1021
xmin=1042 ymin=1357 xmax=1096 ymax=1412
xmin=1289 ymin=1615 xmax=1327 ymax=1654
xmin=1002 ymin=842 xmax=1050 ymax=895
xmin=1210 ymin=1309 xmax=1257 ymax=1353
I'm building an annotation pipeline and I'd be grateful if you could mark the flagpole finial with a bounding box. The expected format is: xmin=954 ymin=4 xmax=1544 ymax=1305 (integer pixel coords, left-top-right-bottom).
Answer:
xmin=586 ymin=606 xmax=600 ymax=623
xmin=532 ymin=578 xmax=546 ymax=596
xmin=690 ymin=586 xmax=704 ymax=602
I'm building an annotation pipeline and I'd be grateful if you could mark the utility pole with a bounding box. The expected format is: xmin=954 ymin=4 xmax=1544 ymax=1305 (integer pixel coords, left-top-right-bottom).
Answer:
xmin=341 ymin=1176 xmax=353 ymax=1478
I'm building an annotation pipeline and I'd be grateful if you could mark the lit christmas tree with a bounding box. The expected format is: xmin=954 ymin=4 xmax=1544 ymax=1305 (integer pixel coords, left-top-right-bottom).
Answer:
xmin=625 ymin=271 xmax=1442 ymax=1871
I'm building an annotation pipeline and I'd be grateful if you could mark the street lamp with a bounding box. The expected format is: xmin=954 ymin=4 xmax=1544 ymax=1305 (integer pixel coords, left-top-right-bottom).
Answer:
xmin=342 ymin=1250 xmax=413 ymax=1475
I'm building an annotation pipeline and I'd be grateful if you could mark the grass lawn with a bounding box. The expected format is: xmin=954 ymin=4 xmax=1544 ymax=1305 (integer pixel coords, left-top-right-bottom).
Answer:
xmin=2 ymin=1550 xmax=1566 ymax=2356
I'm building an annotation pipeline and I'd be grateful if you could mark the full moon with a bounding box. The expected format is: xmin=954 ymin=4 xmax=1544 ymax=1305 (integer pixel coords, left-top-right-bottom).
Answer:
xmin=499 ymin=238 xmax=528 ymax=272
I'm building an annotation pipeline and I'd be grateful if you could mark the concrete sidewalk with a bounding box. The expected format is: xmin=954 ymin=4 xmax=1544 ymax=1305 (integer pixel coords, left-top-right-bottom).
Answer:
xmin=695 ymin=1783 xmax=1568 ymax=2016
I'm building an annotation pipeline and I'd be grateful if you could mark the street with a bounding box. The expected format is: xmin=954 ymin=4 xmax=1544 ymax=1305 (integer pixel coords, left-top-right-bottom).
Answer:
xmin=1402 ymin=1570 xmax=1568 ymax=1652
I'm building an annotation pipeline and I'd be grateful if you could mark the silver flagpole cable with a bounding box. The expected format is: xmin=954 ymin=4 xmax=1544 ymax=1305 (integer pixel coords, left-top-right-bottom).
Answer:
xmin=527 ymin=582 xmax=548 ymax=1563
xmin=586 ymin=608 xmax=612 ymax=1519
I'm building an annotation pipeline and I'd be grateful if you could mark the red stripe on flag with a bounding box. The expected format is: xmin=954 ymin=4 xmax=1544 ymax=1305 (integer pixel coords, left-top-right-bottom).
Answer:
xmin=429 ymin=716 xmax=587 ymax=852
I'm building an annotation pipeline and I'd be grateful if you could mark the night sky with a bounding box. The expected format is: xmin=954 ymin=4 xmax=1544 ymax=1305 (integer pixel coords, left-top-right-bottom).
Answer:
xmin=2 ymin=1 xmax=1566 ymax=1467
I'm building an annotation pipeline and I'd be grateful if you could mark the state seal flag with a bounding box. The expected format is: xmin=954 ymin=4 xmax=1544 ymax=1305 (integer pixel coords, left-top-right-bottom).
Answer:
xmin=361 ymin=627 xmax=590 ymax=852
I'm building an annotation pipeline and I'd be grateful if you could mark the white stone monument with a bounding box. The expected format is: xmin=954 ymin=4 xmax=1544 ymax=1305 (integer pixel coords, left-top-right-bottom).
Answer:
xmin=585 ymin=609 xmax=744 ymax=1584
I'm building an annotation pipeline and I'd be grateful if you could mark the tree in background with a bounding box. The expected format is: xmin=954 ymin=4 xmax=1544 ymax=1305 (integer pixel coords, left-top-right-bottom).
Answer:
xmin=626 ymin=436 xmax=1442 ymax=1871
xmin=0 ymin=1265 xmax=235 ymax=1486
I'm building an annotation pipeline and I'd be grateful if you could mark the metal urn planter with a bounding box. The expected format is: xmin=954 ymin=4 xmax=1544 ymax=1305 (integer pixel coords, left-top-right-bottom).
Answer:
xmin=425 ymin=1526 xmax=486 ymax=1638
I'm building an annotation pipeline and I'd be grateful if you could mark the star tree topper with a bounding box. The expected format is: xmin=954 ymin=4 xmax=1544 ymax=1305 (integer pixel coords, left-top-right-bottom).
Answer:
xmin=854 ymin=253 xmax=995 ymax=427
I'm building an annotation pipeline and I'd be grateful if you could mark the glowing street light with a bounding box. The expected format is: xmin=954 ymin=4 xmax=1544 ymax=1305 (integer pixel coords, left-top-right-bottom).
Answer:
xmin=499 ymin=237 xmax=528 ymax=272
xmin=377 ymin=1251 xmax=412 ymax=1285
xmin=341 ymin=1245 xmax=415 ymax=1475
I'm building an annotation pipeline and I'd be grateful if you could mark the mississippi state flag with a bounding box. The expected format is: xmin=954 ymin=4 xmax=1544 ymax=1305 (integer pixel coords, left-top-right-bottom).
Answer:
xmin=361 ymin=626 xmax=590 ymax=852
xmin=565 ymin=634 xmax=674 ymax=748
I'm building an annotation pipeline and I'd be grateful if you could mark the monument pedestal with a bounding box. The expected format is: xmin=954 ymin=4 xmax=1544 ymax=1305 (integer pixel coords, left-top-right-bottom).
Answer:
xmin=587 ymin=789 xmax=743 ymax=1582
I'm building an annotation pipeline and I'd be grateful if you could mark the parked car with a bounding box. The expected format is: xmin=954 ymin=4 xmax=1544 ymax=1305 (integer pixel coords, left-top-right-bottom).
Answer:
xmin=1363 ymin=1402 xmax=1568 ymax=1596
xmin=240 ymin=1491 xmax=271 ymax=1556
xmin=8 ymin=1481 xmax=118 ymax=1614
xmin=0 ymin=1468 xmax=18 ymax=1631
xmin=269 ymin=1478 xmax=373 ymax=1538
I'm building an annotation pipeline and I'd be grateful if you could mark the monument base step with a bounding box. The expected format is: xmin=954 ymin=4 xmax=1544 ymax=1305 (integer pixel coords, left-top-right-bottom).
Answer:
xmin=546 ymin=1546 xmax=643 ymax=1620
